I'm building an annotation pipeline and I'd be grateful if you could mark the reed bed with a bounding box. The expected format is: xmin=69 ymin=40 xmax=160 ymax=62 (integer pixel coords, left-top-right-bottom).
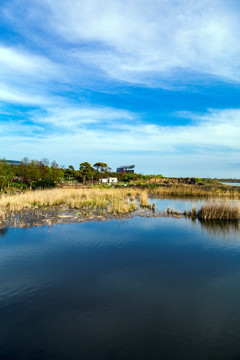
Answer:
xmin=150 ymin=185 xmax=240 ymax=198
xmin=139 ymin=191 xmax=150 ymax=207
xmin=197 ymin=200 xmax=240 ymax=221
xmin=1 ymin=187 xmax=240 ymax=228
xmin=0 ymin=188 xmax=142 ymax=222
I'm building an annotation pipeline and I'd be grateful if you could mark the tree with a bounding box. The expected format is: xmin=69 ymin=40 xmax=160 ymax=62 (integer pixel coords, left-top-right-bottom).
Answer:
xmin=37 ymin=160 xmax=50 ymax=180
xmin=27 ymin=161 xmax=41 ymax=189
xmin=64 ymin=165 xmax=76 ymax=181
xmin=41 ymin=158 xmax=50 ymax=167
xmin=50 ymin=161 xmax=63 ymax=183
xmin=79 ymin=162 xmax=92 ymax=171
xmin=0 ymin=159 xmax=14 ymax=190
xmin=79 ymin=162 xmax=93 ymax=183
xmin=93 ymin=162 xmax=108 ymax=172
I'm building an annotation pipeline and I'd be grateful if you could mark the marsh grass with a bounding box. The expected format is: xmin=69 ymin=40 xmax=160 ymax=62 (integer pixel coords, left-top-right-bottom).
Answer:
xmin=0 ymin=188 xmax=141 ymax=224
xmin=197 ymin=200 xmax=240 ymax=221
xmin=139 ymin=191 xmax=150 ymax=208
xmin=150 ymin=185 xmax=240 ymax=198
xmin=1 ymin=187 xmax=240 ymax=228
xmin=184 ymin=208 xmax=197 ymax=219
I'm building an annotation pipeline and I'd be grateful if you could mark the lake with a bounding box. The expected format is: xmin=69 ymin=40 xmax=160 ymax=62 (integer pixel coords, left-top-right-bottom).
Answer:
xmin=221 ymin=182 xmax=240 ymax=187
xmin=149 ymin=196 xmax=240 ymax=213
xmin=1 ymin=216 xmax=240 ymax=360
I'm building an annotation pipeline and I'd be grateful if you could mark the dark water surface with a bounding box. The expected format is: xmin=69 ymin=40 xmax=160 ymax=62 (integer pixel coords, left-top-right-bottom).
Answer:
xmin=1 ymin=217 xmax=240 ymax=360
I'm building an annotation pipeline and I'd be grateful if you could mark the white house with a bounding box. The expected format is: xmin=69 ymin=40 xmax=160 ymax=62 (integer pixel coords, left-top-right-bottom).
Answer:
xmin=108 ymin=177 xmax=118 ymax=184
xmin=99 ymin=178 xmax=108 ymax=184
xmin=99 ymin=177 xmax=118 ymax=184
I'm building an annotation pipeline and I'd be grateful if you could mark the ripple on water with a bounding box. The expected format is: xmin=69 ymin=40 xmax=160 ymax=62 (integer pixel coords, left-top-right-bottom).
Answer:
xmin=0 ymin=217 xmax=240 ymax=360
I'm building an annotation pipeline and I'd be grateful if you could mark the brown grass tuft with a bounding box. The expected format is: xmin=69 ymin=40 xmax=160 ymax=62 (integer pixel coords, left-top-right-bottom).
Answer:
xmin=139 ymin=191 xmax=150 ymax=207
xmin=197 ymin=200 xmax=240 ymax=221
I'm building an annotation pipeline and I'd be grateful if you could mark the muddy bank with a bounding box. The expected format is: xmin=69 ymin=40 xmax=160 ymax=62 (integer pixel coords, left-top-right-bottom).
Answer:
xmin=0 ymin=205 xmax=167 ymax=229
xmin=1 ymin=198 xmax=239 ymax=230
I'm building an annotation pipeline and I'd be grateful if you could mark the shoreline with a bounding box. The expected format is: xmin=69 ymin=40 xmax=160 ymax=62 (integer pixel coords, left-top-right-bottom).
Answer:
xmin=0 ymin=205 xmax=166 ymax=229
xmin=1 ymin=205 xmax=239 ymax=230
xmin=1 ymin=187 xmax=240 ymax=229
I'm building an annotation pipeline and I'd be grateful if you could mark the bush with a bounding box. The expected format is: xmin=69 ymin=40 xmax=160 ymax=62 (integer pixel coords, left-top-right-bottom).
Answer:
xmin=32 ymin=179 xmax=56 ymax=189
xmin=11 ymin=181 xmax=28 ymax=189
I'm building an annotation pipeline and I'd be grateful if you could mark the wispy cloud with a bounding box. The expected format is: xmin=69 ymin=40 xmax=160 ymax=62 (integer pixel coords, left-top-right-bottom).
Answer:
xmin=0 ymin=43 xmax=68 ymax=106
xmin=1 ymin=107 xmax=240 ymax=176
xmin=31 ymin=106 xmax=136 ymax=129
xmin=1 ymin=0 xmax=240 ymax=176
xmin=2 ymin=0 xmax=240 ymax=86
xmin=28 ymin=107 xmax=240 ymax=152
xmin=36 ymin=0 xmax=240 ymax=85
xmin=0 ymin=45 xmax=59 ymax=77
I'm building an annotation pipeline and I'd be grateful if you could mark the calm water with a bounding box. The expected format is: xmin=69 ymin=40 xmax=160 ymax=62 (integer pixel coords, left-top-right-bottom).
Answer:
xmin=221 ymin=182 xmax=240 ymax=187
xmin=149 ymin=197 xmax=204 ymax=212
xmin=149 ymin=197 xmax=240 ymax=213
xmin=1 ymin=217 xmax=240 ymax=360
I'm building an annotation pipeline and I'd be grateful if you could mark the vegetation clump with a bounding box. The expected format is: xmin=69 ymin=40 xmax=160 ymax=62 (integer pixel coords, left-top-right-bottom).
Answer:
xmin=150 ymin=184 xmax=240 ymax=198
xmin=183 ymin=200 xmax=240 ymax=221
xmin=197 ymin=201 xmax=240 ymax=221
xmin=139 ymin=191 xmax=150 ymax=208
xmin=0 ymin=188 xmax=142 ymax=227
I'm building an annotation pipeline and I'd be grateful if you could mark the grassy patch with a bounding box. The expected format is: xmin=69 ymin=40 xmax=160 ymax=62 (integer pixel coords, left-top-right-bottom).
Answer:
xmin=0 ymin=188 xmax=142 ymax=224
xmin=197 ymin=201 xmax=240 ymax=221
xmin=150 ymin=184 xmax=240 ymax=198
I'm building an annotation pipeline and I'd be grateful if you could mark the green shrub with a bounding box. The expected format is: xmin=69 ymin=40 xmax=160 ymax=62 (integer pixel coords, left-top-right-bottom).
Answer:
xmin=32 ymin=179 xmax=56 ymax=189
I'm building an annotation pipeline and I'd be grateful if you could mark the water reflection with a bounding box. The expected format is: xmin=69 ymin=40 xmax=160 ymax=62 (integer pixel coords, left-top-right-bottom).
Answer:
xmin=1 ymin=218 xmax=240 ymax=359
xmin=149 ymin=197 xmax=204 ymax=213
xmin=150 ymin=197 xmax=240 ymax=214
xmin=199 ymin=219 xmax=240 ymax=239
xmin=0 ymin=227 xmax=9 ymax=237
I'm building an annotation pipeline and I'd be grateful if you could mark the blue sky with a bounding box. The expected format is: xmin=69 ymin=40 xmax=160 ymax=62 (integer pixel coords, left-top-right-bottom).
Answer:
xmin=1 ymin=0 xmax=240 ymax=177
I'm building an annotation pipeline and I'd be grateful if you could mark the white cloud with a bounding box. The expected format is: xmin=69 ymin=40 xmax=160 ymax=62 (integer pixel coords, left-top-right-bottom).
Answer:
xmin=1 ymin=0 xmax=240 ymax=103
xmin=0 ymin=45 xmax=59 ymax=78
xmin=0 ymin=83 xmax=57 ymax=105
xmin=38 ymin=107 xmax=240 ymax=152
xmin=1 ymin=1 xmax=240 ymax=176
xmin=1 ymin=107 xmax=240 ymax=176
xmin=3 ymin=106 xmax=240 ymax=151
xmin=38 ymin=0 xmax=240 ymax=84
xmin=0 ymin=43 xmax=69 ymax=106
xmin=31 ymin=106 xmax=136 ymax=128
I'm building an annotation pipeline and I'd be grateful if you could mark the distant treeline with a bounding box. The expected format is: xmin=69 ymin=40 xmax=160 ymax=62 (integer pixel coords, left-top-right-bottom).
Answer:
xmin=0 ymin=158 xmax=163 ymax=191
xmin=217 ymin=178 xmax=240 ymax=183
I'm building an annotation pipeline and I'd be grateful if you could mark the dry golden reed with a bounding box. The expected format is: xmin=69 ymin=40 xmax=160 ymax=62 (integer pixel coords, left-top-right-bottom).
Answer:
xmin=197 ymin=200 xmax=240 ymax=221
xmin=139 ymin=191 xmax=150 ymax=207
xmin=0 ymin=188 xmax=142 ymax=221
xmin=150 ymin=185 xmax=240 ymax=198
xmin=1 ymin=187 xmax=240 ymax=226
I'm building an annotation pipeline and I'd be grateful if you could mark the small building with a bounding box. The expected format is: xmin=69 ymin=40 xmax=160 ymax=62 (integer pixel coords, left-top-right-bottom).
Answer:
xmin=99 ymin=178 xmax=108 ymax=184
xmin=108 ymin=177 xmax=118 ymax=184
xmin=116 ymin=165 xmax=135 ymax=173
xmin=4 ymin=160 xmax=21 ymax=165
xmin=99 ymin=178 xmax=118 ymax=185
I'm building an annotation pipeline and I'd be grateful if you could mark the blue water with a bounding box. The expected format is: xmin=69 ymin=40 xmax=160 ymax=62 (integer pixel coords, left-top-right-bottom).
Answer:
xmin=221 ymin=182 xmax=240 ymax=187
xmin=149 ymin=197 xmax=240 ymax=213
xmin=149 ymin=197 xmax=203 ymax=212
xmin=1 ymin=217 xmax=240 ymax=359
